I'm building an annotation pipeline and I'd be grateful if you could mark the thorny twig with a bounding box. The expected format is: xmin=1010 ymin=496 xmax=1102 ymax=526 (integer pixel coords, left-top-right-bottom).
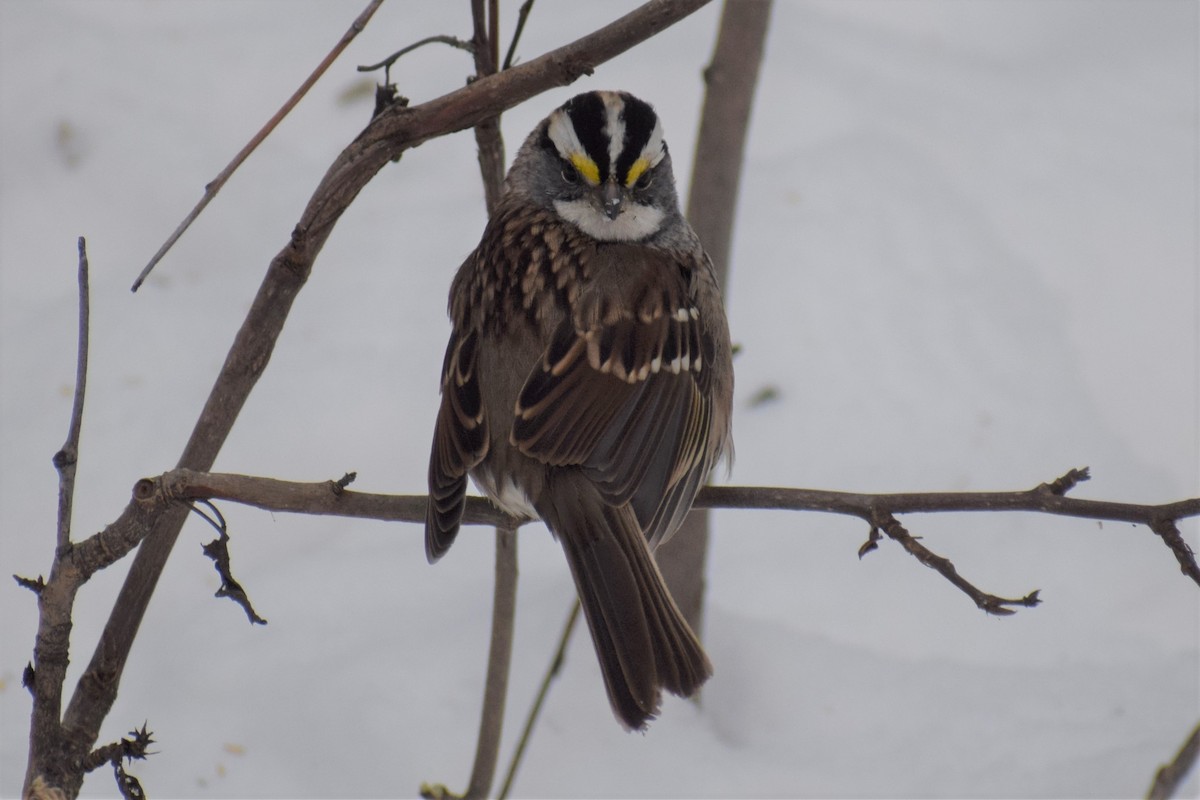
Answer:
xmin=82 ymin=723 xmax=154 ymax=800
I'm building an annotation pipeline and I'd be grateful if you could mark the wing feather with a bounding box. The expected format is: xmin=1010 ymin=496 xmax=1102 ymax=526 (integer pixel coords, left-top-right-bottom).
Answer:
xmin=511 ymin=247 xmax=719 ymax=547
xmin=426 ymin=329 xmax=489 ymax=561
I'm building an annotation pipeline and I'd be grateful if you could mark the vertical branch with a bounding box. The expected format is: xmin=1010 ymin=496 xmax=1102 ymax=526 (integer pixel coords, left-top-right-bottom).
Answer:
xmin=54 ymin=237 xmax=91 ymax=550
xmin=463 ymin=526 xmax=519 ymax=800
xmin=465 ymin=3 xmax=514 ymax=797
xmin=26 ymin=238 xmax=93 ymax=796
xmin=657 ymin=0 xmax=772 ymax=631
xmin=472 ymin=0 xmax=507 ymax=211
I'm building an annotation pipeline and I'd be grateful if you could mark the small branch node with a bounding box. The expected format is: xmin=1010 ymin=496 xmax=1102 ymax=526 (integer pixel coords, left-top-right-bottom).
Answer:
xmin=83 ymin=722 xmax=154 ymax=799
xmin=1041 ymin=466 xmax=1091 ymax=496
xmin=14 ymin=574 xmax=46 ymax=594
xmin=23 ymin=662 xmax=36 ymax=694
xmin=857 ymin=523 xmax=881 ymax=559
xmin=419 ymin=782 xmax=460 ymax=800
xmin=51 ymin=448 xmax=76 ymax=471
xmin=332 ymin=471 xmax=358 ymax=494
xmin=133 ymin=478 xmax=158 ymax=503
xmin=872 ymin=511 xmax=1040 ymax=616
xmin=83 ymin=722 xmax=155 ymax=773
xmin=1149 ymin=518 xmax=1200 ymax=586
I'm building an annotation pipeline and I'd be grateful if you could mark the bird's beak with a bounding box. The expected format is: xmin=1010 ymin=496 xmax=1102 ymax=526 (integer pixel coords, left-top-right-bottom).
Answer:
xmin=601 ymin=181 xmax=624 ymax=220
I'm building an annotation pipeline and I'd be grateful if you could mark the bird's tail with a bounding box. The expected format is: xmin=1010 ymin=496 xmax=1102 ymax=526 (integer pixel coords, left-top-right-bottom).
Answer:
xmin=536 ymin=471 xmax=712 ymax=730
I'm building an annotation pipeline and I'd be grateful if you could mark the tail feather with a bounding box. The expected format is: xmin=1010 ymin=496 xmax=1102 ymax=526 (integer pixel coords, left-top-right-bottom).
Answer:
xmin=537 ymin=472 xmax=712 ymax=730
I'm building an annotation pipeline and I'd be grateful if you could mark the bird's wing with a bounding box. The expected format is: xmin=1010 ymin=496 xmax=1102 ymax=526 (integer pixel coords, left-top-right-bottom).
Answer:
xmin=426 ymin=326 xmax=489 ymax=561
xmin=512 ymin=246 xmax=719 ymax=547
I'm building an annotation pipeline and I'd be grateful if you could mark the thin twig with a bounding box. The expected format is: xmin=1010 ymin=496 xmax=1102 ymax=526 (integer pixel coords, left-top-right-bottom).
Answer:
xmin=870 ymin=511 xmax=1041 ymax=615
xmin=497 ymin=600 xmax=580 ymax=800
xmin=53 ymin=237 xmax=90 ymax=550
xmin=1149 ymin=518 xmax=1200 ymax=584
xmin=460 ymin=7 xmax=512 ymax=797
xmin=463 ymin=526 xmax=518 ymax=800
xmin=357 ymin=34 xmax=475 ymax=73
xmin=1146 ymin=719 xmax=1200 ymax=800
xmin=502 ymin=0 xmax=536 ymax=70
xmin=130 ymin=0 xmax=384 ymax=292
xmin=488 ymin=0 xmax=500 ymax=75
xmin=470 ymin=0 xmax=506 ymax=210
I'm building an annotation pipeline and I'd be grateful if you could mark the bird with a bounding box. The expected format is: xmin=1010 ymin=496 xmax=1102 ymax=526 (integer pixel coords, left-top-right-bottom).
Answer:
xmin=425 ymin=90 xmax=733 ymax=730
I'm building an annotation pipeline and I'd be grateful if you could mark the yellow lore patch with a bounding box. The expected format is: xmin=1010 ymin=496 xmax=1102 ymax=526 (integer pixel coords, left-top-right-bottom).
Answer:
xmin=569 ymin=153 xmax=600 ymax=185
xmin=624 ymin=157 xmax=651 ymax=188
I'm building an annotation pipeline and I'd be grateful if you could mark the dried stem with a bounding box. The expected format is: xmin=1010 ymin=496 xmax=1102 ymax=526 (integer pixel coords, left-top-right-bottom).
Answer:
xmin=129 ymin=0 xmax=384 ymax=292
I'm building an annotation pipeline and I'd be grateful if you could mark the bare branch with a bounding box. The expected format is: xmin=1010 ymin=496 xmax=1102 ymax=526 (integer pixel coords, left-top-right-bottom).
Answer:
xmin=440 ymin=9 xmax=515 ymax=797
xmin=130 ymin=0 xmax=385 ymax=292
xmin=154 ymin=467 xmax=1200 ymax=536
xmin=1147 ymin=719 xmax=1200 ymax=800
xmin=869 ymin=511 xmax=1041 ymax=615
xmin=502 ymin=1 xmax=537 ymax=71
xmin=357 ymin=35 xmax=476 ymax=73
xmin=1149 ymin=519 xmax=1200 ymax=585
xmin=148 ymin=466 xmax=1199 ymax=619
xmin=463 ymin=526 xmax=518 ymax=800
xmin=53 ymin=237 xmax=90 ymax=550
xmin=470 ymin=0 xmax=506 ymax=212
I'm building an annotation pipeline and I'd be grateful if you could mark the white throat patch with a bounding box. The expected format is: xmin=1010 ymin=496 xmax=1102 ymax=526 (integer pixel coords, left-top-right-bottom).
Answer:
xmin=554 ymin=198 xmax=665 ymax=242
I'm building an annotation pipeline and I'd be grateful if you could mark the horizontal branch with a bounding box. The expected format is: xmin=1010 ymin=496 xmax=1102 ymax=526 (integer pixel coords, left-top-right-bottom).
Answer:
xmin=151 ymin=467 xmax=1199 ymax=527
xmin=146 ymin=466 xmax=1200 ymax=593
xmin=696 ymin=479 xmax=1200 ymax=528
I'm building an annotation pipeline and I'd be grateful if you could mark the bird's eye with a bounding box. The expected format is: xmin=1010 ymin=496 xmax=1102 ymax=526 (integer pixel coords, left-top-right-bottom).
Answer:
xmin=634 ymin=171 xmax=654 ymax=191
xmin=561 ymin=163 xmax=580 ymax=184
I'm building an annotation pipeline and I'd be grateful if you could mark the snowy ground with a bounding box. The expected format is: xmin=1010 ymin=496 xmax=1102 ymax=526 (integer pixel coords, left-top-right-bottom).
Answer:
xmin=1 ymin=1 xmax=1197 ymax=797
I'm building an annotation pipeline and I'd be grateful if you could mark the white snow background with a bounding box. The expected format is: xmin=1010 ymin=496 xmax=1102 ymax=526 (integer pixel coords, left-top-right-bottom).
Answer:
xmin=1 ymin=1 xmax=1197 ymax=797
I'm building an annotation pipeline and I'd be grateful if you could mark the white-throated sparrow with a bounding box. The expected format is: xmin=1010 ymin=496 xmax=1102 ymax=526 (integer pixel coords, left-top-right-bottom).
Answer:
xmin=426 ymin=90 xmax=733 ymax=730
